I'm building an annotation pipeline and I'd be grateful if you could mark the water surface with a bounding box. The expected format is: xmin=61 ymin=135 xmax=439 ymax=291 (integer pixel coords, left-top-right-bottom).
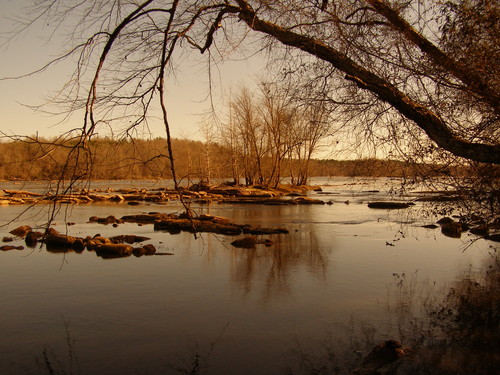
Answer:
xmin=0 ymin=178 xmax=494 ymax=374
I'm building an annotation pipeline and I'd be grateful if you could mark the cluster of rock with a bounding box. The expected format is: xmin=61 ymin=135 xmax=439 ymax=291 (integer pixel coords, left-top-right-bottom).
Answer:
xmin=422 ymin=216 xmax=500 ymax=241
xmin=91 ymin=212 xmax=289 ymax=236
xmin=366 ymin=200 xmax=499 ymax=242
xmin=0 ymin=184 xmax=325 ymax=206
xmin=2 ymin=225 xmax=163 ymax=259
xmin=1 ymin=212 xmax=289 ymax=257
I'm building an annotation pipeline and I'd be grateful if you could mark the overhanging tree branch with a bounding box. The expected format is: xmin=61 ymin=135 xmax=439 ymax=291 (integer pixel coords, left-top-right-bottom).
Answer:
xmin=235 ymin=0 xmax=500 ymax=164
xmin=366 ymin=0 xmax=499 ymax=113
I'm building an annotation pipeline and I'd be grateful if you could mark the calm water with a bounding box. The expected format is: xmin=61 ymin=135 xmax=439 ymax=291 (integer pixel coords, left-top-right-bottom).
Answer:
xmin=0 ymin=178 xmax=495 ymax=374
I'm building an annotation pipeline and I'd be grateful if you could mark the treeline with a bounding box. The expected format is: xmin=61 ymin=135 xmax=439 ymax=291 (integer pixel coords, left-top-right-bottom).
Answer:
xmin=0 ymin=137 xmax=429 ymax=182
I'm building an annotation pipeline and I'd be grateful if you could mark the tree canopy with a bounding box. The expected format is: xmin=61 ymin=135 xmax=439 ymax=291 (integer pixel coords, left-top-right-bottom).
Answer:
xmin=4 ymin=0 xmax=499 ymax=166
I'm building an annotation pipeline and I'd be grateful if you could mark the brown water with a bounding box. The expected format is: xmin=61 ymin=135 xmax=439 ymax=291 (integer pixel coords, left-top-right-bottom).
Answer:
xmin=0 ymin=178 xmax=494 ymax=374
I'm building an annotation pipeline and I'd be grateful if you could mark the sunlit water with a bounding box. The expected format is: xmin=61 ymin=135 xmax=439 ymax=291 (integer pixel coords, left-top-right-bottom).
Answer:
xmin=0 ymin=178 xmax=495 ymax=374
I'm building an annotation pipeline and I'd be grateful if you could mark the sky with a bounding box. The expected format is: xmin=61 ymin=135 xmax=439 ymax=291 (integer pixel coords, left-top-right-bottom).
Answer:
xmin=0 ymin=0 xmax=266 ymax=142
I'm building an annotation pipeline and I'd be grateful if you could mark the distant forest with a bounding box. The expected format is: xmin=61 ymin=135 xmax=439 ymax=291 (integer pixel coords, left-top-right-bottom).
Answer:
xmin=0 ymin=137 xmax=433 ymax=183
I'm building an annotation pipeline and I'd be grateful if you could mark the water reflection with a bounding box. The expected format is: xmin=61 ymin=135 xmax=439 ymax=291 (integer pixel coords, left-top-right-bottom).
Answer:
xmin=228 ymin=231 xmax=328 ymax=302
xmin=15 ymin=254 xmax=498 ymax=375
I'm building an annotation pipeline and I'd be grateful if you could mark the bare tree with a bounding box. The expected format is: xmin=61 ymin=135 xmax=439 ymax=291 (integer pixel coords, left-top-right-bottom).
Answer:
xmin=293 ymin=103 xmax=331 ymax=186
xmin=229 ymin=86 xmax=266 ymax=185
xmin=258 ymin=81 xmax=296 ymax=187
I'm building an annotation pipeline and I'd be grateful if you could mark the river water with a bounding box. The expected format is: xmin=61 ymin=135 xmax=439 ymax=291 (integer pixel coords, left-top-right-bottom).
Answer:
xmin=0 ymin=177 xmax=495 ymax=374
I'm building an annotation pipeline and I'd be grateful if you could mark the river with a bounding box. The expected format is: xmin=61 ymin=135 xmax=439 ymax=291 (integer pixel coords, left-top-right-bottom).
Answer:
xmin=0 ymin=177 xmax=495 ymax=374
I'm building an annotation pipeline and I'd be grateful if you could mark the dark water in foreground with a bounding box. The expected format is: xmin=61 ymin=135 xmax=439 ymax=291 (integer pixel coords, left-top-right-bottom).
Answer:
xmin=0 ymin=178 xmax=496 ymax=374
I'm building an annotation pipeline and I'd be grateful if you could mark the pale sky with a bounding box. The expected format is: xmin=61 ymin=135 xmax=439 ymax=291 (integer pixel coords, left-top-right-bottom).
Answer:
xmin=0 ymin=0 xmax=266 ymax=142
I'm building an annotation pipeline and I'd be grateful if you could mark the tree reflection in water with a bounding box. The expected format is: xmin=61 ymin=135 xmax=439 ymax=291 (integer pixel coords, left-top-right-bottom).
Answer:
xmin=18 ymin=251 xmax=498 ymax=375
xmin=228 ymin=231 xmax=327 ymax=301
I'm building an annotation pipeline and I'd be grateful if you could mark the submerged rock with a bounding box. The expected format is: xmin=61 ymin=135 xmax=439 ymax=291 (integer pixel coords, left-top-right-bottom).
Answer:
xmin=294 ymin=197 xmax=325 ymax=205
xmin=487 ymin=232 xmax=500 ymax=242
xmin=422 ymin=224 xmax=438 ymax=229
xmin=109 ymin=235 xmax=151 ymax=244
xmin=133 ymin=244 xmax=156 ymax=257
xmin=0 ymin=245 xmax=24 ymax=251
xmin=231 ymin=236 xmax=273 ymax=248
xmin=368 ymin=202 xmax=412 ymax=209
xmin=440 ymin=221 xmax=464 ymax=238
xmin=436 ymin=217 xmax=469 ymax=238
xmin=436 ymin=217 xmax=454 ymax=225
xmin=154 ymin=217 xmax=243 ymax=235
xmin=121 ymin=213 xmax=171 ymax=224
xmin=470 ymin=225 xmax=489 ymax=237
xmin=353 ymin=340 xmax=411 ymax=375
xmin=89 ymin=215 xmax=122 ymax=225
xmin=245 ymin=227 xmax=289 ymax=235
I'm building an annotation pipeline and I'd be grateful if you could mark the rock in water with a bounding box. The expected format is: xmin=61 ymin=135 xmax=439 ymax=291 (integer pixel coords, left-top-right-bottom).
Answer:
xmin=353 ymin=340 xmax=410 ymax=374
xmin=231 ymin=237 xmax=273 ymax=248
xmin=25 ymin=231 xmax=39 ymax=247
xmin=9 ymin=225 xmax=32 ymax=237
xmin=368 ymin=202 xmax=412 ymax=209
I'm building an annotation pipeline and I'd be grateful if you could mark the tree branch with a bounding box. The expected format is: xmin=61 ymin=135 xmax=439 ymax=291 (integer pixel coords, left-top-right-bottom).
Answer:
xmin=366 ymin=0 xmax=499 ymax=113
xmin=235 ymin=1 xmax=500 ymax=164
